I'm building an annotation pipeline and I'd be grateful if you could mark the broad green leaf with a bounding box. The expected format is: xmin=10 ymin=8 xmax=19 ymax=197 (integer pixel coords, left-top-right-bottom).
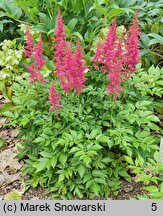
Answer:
xmin=40 ymin=151 xmax=53 ymax=158
xmin=90 ymin=144 xmax=103 ymax=150
xmin=12 ymin=97 xmax=22 ymax=105
xmin=67 ymin=18 xmax=77 ymax=32
xmin=38 ymin=12 xmax=51 ymax=26
xmin=94 ymin=5 xmax=107 ymax=17
xmin=91 ymin=182 xmax=100 ymax=196
xmin=136 ymin=101 xmax=152 ymax=108
xmin=94 ymin=177 xmax=106 ymax=185
xmin=2 ymin=111 xmax=14 ymax=118
xmin=77 ymin=164 xmax=86 ymax=178
xmin=143 ymin=186 xmax=158 ymax=193
xmin=147 ymin=115 xmax=160 ymax=122
xmin=92 ymin=170 xmax=106 ymax=178
xmin=148 ymin=39 xmax=160 ymax=46
xmin=69 ymin=147 xmax=81 ymax=153
xmin=74 ymin=150 xmax=85 ymax=157
xmin=72 ymin=32 xmax=83 ymax=41
xmin=96 ymin=135 xmax=109 ymax=143
xmin=157 ymin=80 xmax=163 ymax=85
xmin=55 ymin=139 xmax=66 ymax=145
xmin=124 ymin=156 xmax=134 ymax=165
xmin=59 ymin=154 xmax=67 ymax=165
xmin=148 ymin=33 xmax=163 ymax=44
xmin=107 ymin=8 xmax=125 ymax=19
xmin=135 ymin=155 xmax=144 ymax=167
xmin=140 ymin=33 xmax=150 ymax=47
xmin=35 ymin=158 xmax=49 ymax=172
xmin=140 ymin=49 xmax=150 ymax=56
xmin=74 ymin=187 xmax=83 ymax=199
xmin=33 ymin=137 xmax=45 ymax=143
xmin=82 ymin=155 xmax=91 ymax=164
xmin=90 ymin=129 xmax=99 ymax=139
xmin=33 ymin=25 xmax=48 ymax=33
xmin=50 ymin=158 xmax=59 ymax=172
xmin=58 ymin=173 xmax=65 ymax=182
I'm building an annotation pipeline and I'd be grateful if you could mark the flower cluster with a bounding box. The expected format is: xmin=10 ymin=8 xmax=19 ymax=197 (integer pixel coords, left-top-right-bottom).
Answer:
xmin=125 ymin=11 xmax=140 ymax=73
xmin=54 ymin=10 xmax=87 ymax=95
xmin=92 ymin=12 xmax=140 ymax=99
xmin=24 ymin=27 xmax=47 ymax=83
xmin=48 ymin=81 xmax=62 ymax=110
xmin=24 ymin=10 xmax=140 ymax=110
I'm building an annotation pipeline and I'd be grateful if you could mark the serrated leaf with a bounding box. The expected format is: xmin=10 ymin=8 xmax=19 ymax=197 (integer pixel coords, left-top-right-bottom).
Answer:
xmin=124 ymin=156 xmax=134 ymax=165
xmin=50 ymin=156 xmax=57 ymax=168
xmin=74 ymin=187 xmax=83 ymax=199
xmin=59 ymin=154 xmax=67 ymax=165
xmin=136 ymin=101 xmax=152 ymax=108
xmin=33 ymin=137 xmax=45 ymax=143
xmin=35 ymin=158 xmax=49 ymax=172
xmin=69 ymin=146 xmax=81 ymax=153
xmin=95 ymin=5 xmax=108 ymax=17
xmin=157 ymin=80 xmax=163 ymax=85
xmin=56 ymin=139 xmax=66 ymax=145
xmin=91 ymin=182 xmax=100 ymax=196
xmin=2 ymin=111 xmax=14 ymax=118
xmin=90 ymin=144 xmax=103 ymax=150
xmin=77 ymin=164 xmax=86 ymax=178
xmin=58 ymin=173 xmax=65 ymax=182
xmin=96 ymin=135 xmax=109 ymax=143
xmin=82 ymin=155 xmax=91 ymax=164
xmin=40 ymin=151 xmax=53 ymax=158
xmin=94 ymin=177 xmax=106 ymax=185
xmin=137 ymin=155 xmax=144 ymax=167
xmin=74 ymin=150 xmax=85 ymax=157
xmin=144 ymin=186 xmax=158 ymax=193
xmin=90 ymin=129 xmax=99 ymax=139
xmin=107 ymin=8 xmax=125 ymax=19
xmin=147 ymin=115 xmax=160 ymax=122
xmin=92 ymin=170 xmax=106 ymax=178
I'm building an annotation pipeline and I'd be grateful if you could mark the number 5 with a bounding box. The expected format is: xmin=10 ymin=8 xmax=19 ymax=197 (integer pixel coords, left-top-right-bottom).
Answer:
xmin=151 ymin=203 xmax=157 ymax=211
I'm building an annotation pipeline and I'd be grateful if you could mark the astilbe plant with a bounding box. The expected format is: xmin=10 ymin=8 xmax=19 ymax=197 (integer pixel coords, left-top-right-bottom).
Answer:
xmin=54 ymin=10 xmax=87 ymax=95
xmin=24 ymin=27 xmax=47 ymax=83
xmin=48 ymin=81 xmax=61 ymax=110
xmin=11 ymin=10 xmax=162 ymax=200
xmin=92 ymin=12 xmax=140 ymax=99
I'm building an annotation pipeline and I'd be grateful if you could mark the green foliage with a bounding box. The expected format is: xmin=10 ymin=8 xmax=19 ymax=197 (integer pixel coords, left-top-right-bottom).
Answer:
xmin=0 ymin=39 xmax=23 ymax=99
xmin=117 ymin=0 xmax=163 ymax=67
xmin=131 ymin=65 xmax=163 ymax=98
xmin=130 ymin=65 xmax=163 ymax=115
xmin=0 ymin=0 xmax=23 ymax=41
xmin=13 ymin=0 xmax=137 ymax=51
xmin=129 ymin=149 xmax=163 ymax=200
xmin=128 ymin=150 xmax=163 ymax=184
xmin=141 ymin=183 xmax=163 ymax=200
xmin=135 ymin=182 xmax=163 ymax=200
xmin=4 ymin=63 xmax=161 ymax=199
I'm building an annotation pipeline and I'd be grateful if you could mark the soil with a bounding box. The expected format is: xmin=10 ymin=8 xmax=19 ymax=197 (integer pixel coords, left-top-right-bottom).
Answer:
xmin=0 ymin=95 xmax=150 ymax=200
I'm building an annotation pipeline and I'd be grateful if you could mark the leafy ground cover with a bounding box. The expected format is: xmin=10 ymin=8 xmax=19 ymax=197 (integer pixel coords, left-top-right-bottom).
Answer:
xmin=0 ymin=113 xmax=146 ymax=200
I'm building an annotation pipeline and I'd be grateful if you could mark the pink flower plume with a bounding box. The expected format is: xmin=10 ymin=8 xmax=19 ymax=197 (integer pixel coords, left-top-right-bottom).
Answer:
xmin=48 ymin=81 xmax=61 ymax=110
